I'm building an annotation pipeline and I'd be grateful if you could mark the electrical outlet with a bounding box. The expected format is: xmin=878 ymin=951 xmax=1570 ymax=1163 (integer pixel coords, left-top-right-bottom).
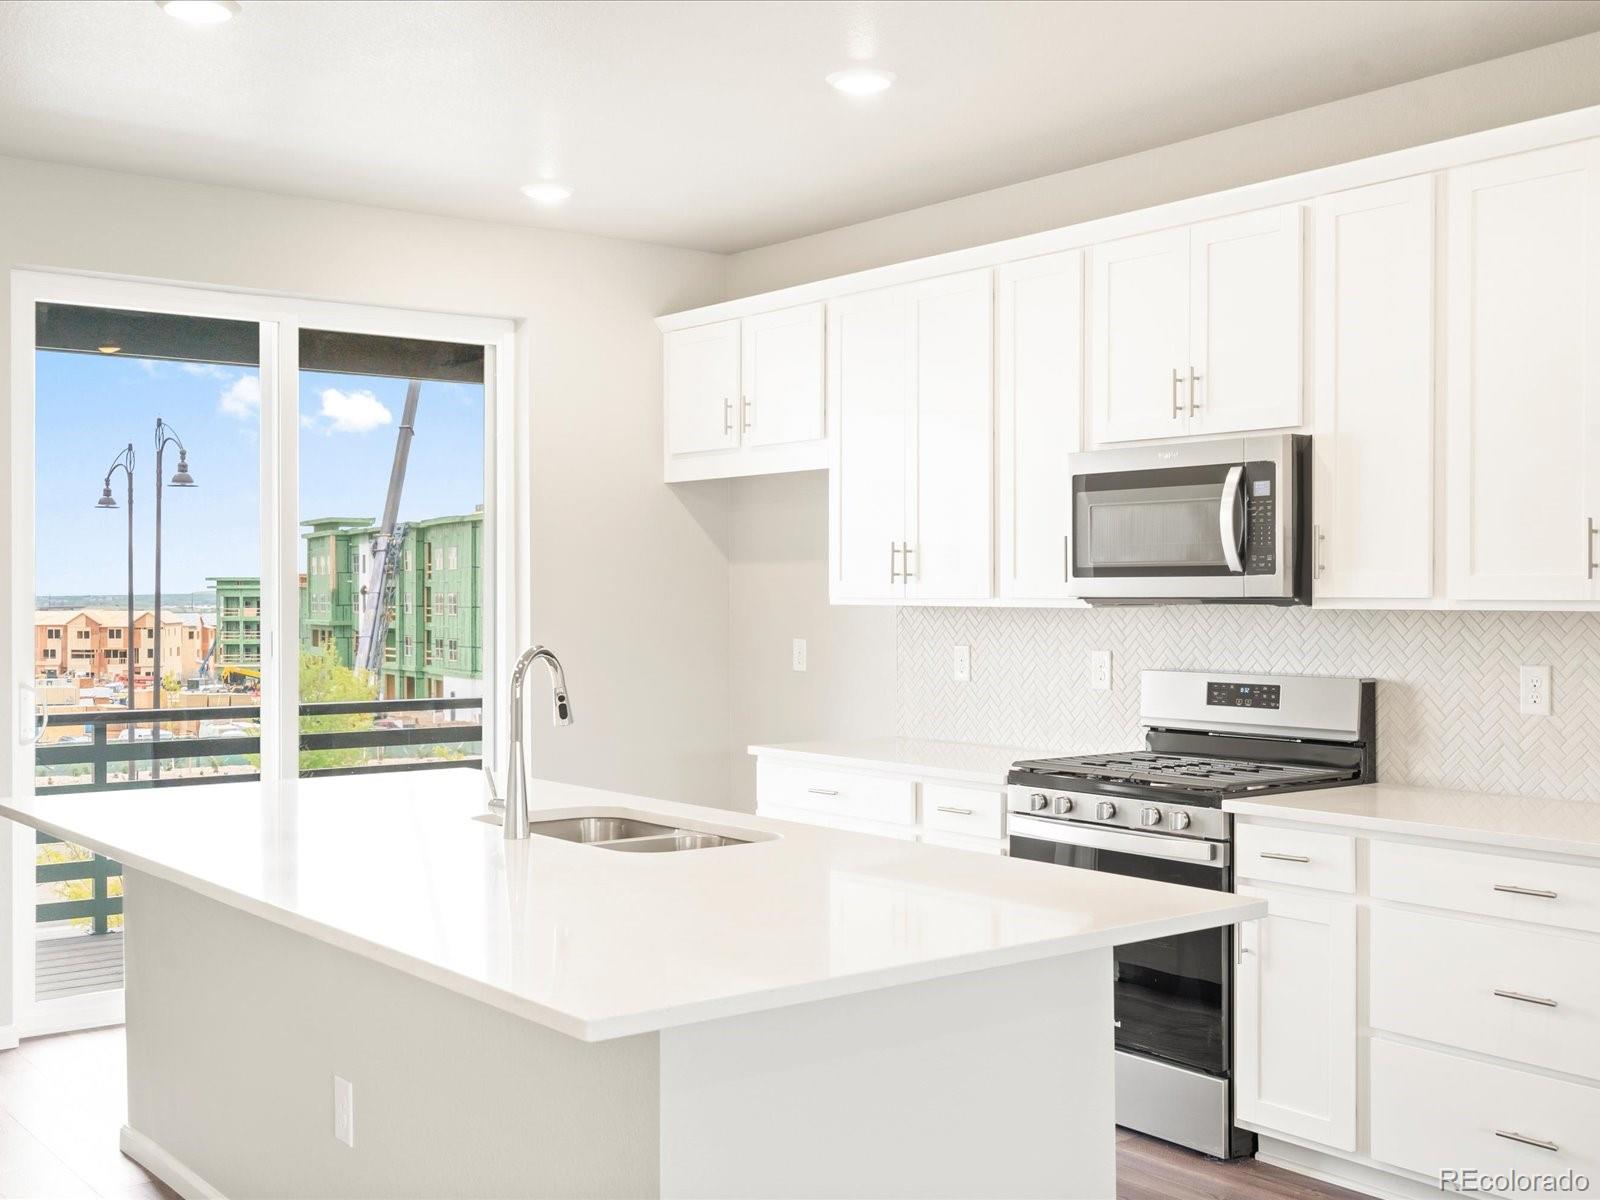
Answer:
xmin=1519 ymin=664 xmax=1552 ymax=717
xmin=1090 ymin=650 xmax=1111 ymax=691
xmin=792 ymin=638 xmax=807 ymax=672
xmin=952 ymin=644 xmax=971 ymax=683
xmin=333 ymin=1075 xmax=354 ymax=1148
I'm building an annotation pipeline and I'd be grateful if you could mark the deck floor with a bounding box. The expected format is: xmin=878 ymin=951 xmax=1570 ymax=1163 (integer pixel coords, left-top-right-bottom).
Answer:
xmin=35 ymin=931 xmax=124 ymax=1000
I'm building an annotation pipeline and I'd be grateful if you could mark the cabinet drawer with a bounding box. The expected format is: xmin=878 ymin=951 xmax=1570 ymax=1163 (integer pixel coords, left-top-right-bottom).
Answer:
xmin=1370 ymin=840 xmax=1600 ymax=935
xmin=1371 ymin=1038 xmax=1600 ymax=1187
xmin=920 ymin=829 xmax=1005 ymax=856
xmin=756 ymin=760 xmax=916 ymax=826
xmin=1236 ymin=823 xmax=1354 ymax=892
xmin=921 ymin=783 xmax=1004 ymax=840
xmin=1371 ymin=907 xmax=1600 ymax=1081
xmin=758 ymin=804 xmax=917 ymax=842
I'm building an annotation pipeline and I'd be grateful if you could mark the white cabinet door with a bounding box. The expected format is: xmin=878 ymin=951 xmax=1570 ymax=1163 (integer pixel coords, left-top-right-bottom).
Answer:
xmin=664 ymin=319 xmax=741 ymax=455
xmin=997 ymin=251 xmax=1083 ymax=600
xmin=906 ymin=270 xmax=994 ymax=602
xmin=1090 ymin=227 xmax=1189 ymax=444
xmin=1233 ymin=884 xmax=1356 ymax=1152
xmin=741 ymin=303 xmax=824 ymax=447
xmin=1446 ymin=141 xmax=1600 ymax=602
xmin=1189 ymin=205 xmax=1304 ymax=436
xmin=829 ymin=288 xmax=911 ymax=601
xmin=1312 ymin=177 xmax=1435 ymax=600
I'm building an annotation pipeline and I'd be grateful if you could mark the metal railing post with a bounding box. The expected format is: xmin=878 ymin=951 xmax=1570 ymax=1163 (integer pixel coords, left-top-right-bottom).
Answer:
xmin=93 ymin=722 xmax=108 ymax=788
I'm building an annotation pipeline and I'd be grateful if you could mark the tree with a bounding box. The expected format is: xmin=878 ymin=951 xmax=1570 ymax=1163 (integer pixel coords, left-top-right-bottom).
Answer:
xmin=298 ymin=646 xmax=379 ymax=772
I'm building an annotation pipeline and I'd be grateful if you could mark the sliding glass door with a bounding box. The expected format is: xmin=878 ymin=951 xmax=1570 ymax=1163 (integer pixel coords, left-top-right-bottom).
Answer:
xmin=7 ymin=272 xmax=515 ymax=1036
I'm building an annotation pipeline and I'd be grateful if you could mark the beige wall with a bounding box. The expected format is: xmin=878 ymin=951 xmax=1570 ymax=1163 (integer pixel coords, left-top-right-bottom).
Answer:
xmin=0 ymin=153 xmax=729 ymax=1035
xmin=717 ymin=29 xmax=1600 ymax=810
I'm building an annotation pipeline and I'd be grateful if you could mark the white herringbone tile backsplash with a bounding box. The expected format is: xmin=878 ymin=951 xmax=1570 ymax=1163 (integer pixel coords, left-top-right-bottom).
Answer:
xmin=897 ymin=607 xmax=1600 ymax=803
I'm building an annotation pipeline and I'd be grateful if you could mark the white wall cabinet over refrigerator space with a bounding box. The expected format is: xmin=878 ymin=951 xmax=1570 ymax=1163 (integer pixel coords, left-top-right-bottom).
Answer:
xmin=829 ymin=270 xmax=994 ymax=604
xmin=1090 ymin=204 xmax=1302 ymax=445
xmin=662 ymin=303 xmax=825 ymax=481
xmin=1446 ymin=139 xmax=1600 ymax=602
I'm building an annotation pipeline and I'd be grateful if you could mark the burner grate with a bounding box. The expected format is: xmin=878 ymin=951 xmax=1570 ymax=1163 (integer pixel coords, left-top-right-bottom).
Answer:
xmin=1014 ymin=751 xmax=1352 ymax=793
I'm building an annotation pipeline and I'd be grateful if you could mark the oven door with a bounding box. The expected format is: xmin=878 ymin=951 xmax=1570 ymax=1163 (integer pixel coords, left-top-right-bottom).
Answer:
xmin=1067 ymin=434 xmax=1302 ymax=602
xmin=1009 ymin=814 xmax=1233 ymax=1078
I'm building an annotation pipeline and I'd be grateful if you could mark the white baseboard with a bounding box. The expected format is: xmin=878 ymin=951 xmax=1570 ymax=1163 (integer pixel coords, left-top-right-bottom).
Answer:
xmin=1256 ymin=1135 xmax=1446 ymax=1200
xmin=120 ymin=1125 xmax=226 ymax=1200
xmin=22 ymin=989 xmax=124 ymax=1038
xmin=0 ymin=1023 xmax=19 ymax=1051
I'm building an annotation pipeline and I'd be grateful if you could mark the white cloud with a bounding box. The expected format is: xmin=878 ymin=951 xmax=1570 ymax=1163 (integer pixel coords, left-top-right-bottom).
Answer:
xmin=317 ymin=387 xmax=392 ymax=434
xmin=182 ymin=362 xmax=233 ymax=380
xmin=218 ymin=375 xmax=261 ymax=419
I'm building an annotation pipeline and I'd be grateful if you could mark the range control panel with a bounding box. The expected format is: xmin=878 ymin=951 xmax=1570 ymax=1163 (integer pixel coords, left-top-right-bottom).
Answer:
xmin=1243 ymin=463 xmax=1276 ymax=575
xmin=1206 ymin=681 xmax=1282 ymax=710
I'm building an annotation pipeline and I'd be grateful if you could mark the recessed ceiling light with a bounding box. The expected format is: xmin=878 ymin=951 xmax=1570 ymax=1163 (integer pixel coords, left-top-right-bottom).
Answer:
xmin=157 ymin=0 xmax=241 ymax=24
xmin=520 ymin=181 xmax=574 ymax=206
xmin=826 ymin=67 xmax=896 ymax=97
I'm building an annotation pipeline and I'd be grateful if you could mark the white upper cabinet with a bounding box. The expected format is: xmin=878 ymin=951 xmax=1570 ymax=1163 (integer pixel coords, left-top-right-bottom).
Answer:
xmin=906 ymin=271 xmax=994 ymax=602
xmin=1091 ymin=228 xmax=1189 ymax=443
xmin=1189 ymin=206 xmax=1303 ymax=436
xmin=741 ymin=304 xmax=825 ymax=448
xmin=1311 ymin=176 xmax=1435 ymax=601
xmin=829 ymin=287 xmax=911 ymax=602
xmin=1446 ymin=141 xmax=1600 ymax=603
xmin=829 ymin=271 xmax=993 ymax=603
xmin=1090 ymin=206 xmax=1303 ymax=445
xmin=997 ymin=251 xmax=1084 ymax=601
xmin=664 ymin=319 xmax=740 ymax=456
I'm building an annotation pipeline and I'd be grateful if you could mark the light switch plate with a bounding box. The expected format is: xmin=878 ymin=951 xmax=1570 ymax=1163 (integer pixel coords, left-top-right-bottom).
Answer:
xmin=333 ymin=1075 xmax=354 ymax=1148
xmin=1090 ymin=650 xmax=1111 ymax=691
xmin=952 ymin=644 xmax=971 ymax=683
xmin=1519 ymin=664 xmax=1551 ymax=716
xmin=792 ymin=638 xmax=807 ymax=672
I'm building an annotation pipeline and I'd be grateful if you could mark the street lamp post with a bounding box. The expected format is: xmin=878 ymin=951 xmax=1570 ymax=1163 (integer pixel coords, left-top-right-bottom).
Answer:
xmin=96 ymin=444 xmax=137 ymax=781
xmin=152 ymin=417 xmax=196 ymax=780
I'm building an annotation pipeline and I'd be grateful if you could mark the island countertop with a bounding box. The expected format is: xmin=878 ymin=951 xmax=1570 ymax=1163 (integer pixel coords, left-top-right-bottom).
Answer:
xmin=1 ymin=769 xmax=1262 ymax=1041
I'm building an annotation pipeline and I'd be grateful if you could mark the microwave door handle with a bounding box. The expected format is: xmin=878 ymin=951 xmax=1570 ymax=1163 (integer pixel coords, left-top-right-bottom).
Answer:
xmin=1219 ymin=464 xmax=1245 ymax=574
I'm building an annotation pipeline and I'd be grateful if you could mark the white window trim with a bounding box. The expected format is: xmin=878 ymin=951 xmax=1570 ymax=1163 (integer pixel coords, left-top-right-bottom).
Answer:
xmin=7 ymin=268 xmax=521 ymax=1038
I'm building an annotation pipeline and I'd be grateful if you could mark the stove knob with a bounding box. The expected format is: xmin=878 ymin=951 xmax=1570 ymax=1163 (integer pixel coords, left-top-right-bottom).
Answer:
xmin=1053 ymin=795 xmax=1075 ymax=816
xmin=1170 ymin=811 xmax=1191 ymax=831
xmin=1028 ymin=792 xmax=1050 ymax=812
xmin=1096 ymin=800 xmax=1117 ymax=821
xmin=1141 ymin=807 xmax=1163 ymax=828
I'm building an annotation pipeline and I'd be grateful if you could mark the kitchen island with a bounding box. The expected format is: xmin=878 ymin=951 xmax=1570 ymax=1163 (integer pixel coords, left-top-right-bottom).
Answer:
xmin=1 ymin=769 xmax=1262 ymax=1199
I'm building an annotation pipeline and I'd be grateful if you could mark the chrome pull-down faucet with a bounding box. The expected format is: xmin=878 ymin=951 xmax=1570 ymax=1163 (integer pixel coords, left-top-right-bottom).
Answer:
xmin=491 ymin=645 xmax=574 ymax=839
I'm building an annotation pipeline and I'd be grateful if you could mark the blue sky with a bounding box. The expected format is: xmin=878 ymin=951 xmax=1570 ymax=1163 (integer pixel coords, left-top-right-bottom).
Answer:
xmin=34 ymin=351 xmax=483 ymax=596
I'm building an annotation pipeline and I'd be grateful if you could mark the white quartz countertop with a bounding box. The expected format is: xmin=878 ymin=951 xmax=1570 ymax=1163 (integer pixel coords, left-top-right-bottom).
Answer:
xmin=2 ymin=769 xmax=1261 ymax=1041
xmin=748 ymin=736 xmax=1062 ymax=785
xmin=1225 ymin=783 xmax=1600 ymax=860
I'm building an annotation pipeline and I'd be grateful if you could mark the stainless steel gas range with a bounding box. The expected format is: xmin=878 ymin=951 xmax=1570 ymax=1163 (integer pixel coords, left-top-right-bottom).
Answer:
xmin=1006 ymin=670 xmax=1375 ymax=1159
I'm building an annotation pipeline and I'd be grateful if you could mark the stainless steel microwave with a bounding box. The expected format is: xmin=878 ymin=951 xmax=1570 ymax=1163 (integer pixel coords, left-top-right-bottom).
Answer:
xmin=1067 ymin=434 xmax=1310 ymax=604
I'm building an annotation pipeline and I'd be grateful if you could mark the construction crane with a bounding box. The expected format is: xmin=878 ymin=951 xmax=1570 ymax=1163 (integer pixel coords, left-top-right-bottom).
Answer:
xmin=356 ymin=380 xmax=422 ymax=677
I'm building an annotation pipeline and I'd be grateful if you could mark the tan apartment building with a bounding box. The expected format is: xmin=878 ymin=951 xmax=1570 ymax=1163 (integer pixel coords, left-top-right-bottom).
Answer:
xmin=35 ymin=609 xmax=214 ymax=686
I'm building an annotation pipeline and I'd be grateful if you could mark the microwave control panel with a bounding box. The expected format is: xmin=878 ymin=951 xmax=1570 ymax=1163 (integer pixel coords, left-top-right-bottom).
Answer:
xmin=1242 ymin=463 xmax=1276 ymax=574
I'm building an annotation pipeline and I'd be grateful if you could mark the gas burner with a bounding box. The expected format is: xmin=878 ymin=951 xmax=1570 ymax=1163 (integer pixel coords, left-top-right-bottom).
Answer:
xmin=1012 ymin=751 xmax=1356 ymax=795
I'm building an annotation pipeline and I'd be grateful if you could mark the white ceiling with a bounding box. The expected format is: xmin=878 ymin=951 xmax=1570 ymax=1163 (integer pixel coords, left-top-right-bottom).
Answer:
xmin=3 ymin=0 xmax=1600 ymax=254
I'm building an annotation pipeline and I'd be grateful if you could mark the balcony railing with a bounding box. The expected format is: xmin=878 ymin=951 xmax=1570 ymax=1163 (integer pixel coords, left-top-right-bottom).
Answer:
xmin=32 ymin=696 xmax=482 ymax=931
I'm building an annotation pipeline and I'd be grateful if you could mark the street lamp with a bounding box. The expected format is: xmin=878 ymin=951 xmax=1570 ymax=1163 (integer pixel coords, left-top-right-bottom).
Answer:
xmin=152 ymin=418 xmax=195 ymax=779
xmin=95 ymin=444 xmax=136 ymax=697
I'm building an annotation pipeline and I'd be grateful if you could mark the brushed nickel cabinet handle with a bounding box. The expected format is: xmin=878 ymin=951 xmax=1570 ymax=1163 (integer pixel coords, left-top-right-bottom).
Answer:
xmin=889 ymin=542 xmax=899 ymax=583
xmin=1494 ymin=884 xmax=1558 ymax=899
xmin=1590 ymin=517 xmax=1597 ymax=580
xmin=1494 ymin=989 xmax=1557 ymax=1008
xmin=1188 ymin=367 xmax=1201 ymax=415
xmin=723 ymin=397 xmax=733 ymax=436
xmin=1064 ymin=534 xmax=1070 ymax=583
xmin=1314 ymin=525 xmax=1327 ymax=579
xmin=902 ymin=543 xmax=916 ymax=579
xmin=1260 ymin=851 xmax=1311 ymax=863
xmin=1171 ymin=368 xmax=1182 ymax=419
xmin=936 ymin=806 xmax=974 ymax=816
xmin=807 ymin=787 xmax=840 ymax=797
xmin=1495 ymin=1130 xmax=1559 ymax=1153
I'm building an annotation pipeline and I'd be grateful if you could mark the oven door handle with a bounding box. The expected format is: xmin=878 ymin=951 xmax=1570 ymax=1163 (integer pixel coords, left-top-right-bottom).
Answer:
xmin=1009 ymin=814 xmax=1226 ymax=866
xmin=1219 ymin=464 xmax=1245 ymax=574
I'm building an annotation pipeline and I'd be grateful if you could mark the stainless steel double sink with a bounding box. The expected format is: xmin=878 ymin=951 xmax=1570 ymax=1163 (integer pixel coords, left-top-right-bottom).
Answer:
xmin=477 ymin=812 xmax=749 ymax=852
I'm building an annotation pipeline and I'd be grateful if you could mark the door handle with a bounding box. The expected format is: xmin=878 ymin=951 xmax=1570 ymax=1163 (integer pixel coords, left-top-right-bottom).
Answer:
xmin=18 ymin=683 xmax=46 ymax=746
xmin=1188 ymin=367 xmax=1202 ymax=416
xmin=1219 ymin=465 xmax=1245 ymax=574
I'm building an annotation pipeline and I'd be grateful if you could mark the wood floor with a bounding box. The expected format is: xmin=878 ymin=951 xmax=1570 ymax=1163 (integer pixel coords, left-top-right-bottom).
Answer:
xmin=35 ymin=933 xmax=124 ymax=1001
xmin=0 ymin=1025 xmax=1368 ymax=1200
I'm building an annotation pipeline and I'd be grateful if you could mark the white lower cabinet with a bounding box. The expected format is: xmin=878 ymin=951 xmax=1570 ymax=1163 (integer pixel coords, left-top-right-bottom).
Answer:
xmin=1236 ymin=814 xmax=1600 ymax=1195
xmin=754 ymin=757 xmax=1006 ymax=854
xmin=1232 ymin=883 xmax=1357 ymax=1151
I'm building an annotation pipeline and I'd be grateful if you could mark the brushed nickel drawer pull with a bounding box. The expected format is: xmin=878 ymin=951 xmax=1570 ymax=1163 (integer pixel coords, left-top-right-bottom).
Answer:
xmin=1495 ymin=1130 xmax=1559 ymax=1153
xmin=1494 ymin=989 xmax=1558 ymax=1008
xmin=1494 ymin=884 xmax=1558 ymax=899
xmin=889 ymin=542 xmax=901 ymax=583
xmin=936 ymin=806 xmax=974 ymax=816
xmin=723 ymin=397 xmax=733 ymax=436
xmin=807 ymin=787 xmax=840 ymax=797
xmin=1260 ymin=852 xmax=1311 ymax=863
